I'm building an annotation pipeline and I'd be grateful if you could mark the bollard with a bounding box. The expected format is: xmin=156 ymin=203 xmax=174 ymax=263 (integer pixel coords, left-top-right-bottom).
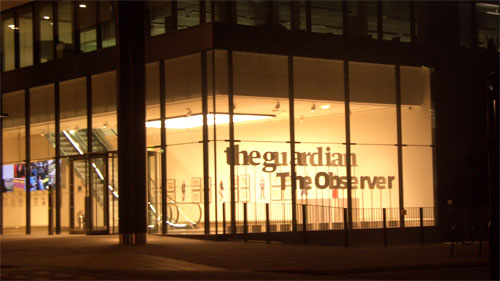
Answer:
xmin=243 ymin=202 xmax=248 ymax=241
xmin=302 ymin=204 xmax=307 ymax=245
xmin=266 ymin=203 xmax=270 ymax=244
xmin=222 ymin=202 xmax=226 ymax=236
xmin=383 ymin=208 xmax=387 ymax=247
xmin=343 ymin=208 xmax=349 ymax=247
xmin=420 ymin=207 xmax=424 ymax=245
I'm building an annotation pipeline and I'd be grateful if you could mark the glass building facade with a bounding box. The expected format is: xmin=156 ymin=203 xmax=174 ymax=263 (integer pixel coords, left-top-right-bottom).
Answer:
xmin=1 ymin=0 xmax=497 ymax=239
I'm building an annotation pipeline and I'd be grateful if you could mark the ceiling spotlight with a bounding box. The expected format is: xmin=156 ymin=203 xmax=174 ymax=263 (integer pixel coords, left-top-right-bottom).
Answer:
xmin=74 ymin=125 xmax=79 ymax=131
xmin=320 ymin=104 xmax=330 ymax=109
xmin=8 ymin=24 xmax=18 ymax=30
xmin=310 ymin=104 xmax=316 ymax=112
xmin=43 ymin=16 xmax=50 ymax=20
xmin=299 ymin=115 xmax=304 ymax=123
xmin=103 ymin=121 xmax=108 ymax=128
xmin=275 ymin=101 xmax=281 ymax=111
xmin=186 ymin=108 xmax=192 ymax=116
xmin=79 ymin=4 xmax=87 ymax=8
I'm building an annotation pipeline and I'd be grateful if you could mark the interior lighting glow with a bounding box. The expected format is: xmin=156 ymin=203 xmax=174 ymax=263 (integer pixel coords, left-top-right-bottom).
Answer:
xmin=43 ymin=16 xmax=50 ymax=20
xmin=146 ymin=113 xmax=274 ymax=129
xmin=79 ymin=4 xmax=87 ymax=8
xmin=92 ymin=163 xmax=104 ymax=181
xmin=62 ymin=130 xmax=84 ymax=155
xmin=8 ymin=24 xmax=18 ymax=30
xmin=320 ymin=104 xmax=330 ymax=109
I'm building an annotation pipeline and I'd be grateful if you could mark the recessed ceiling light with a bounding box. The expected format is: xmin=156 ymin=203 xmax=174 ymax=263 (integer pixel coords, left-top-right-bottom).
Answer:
xmin=43 ymin=16 xmax=50 ymax=20
xmin=79 ymin=4 xmax=87 ymax=8
xmin=320 ymin=104 xmax=330 ymax=109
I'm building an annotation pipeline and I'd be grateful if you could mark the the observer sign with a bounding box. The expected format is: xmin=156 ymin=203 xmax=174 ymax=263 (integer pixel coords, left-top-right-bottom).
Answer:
xmin=225 ymin=145 xmax=395 ymax=191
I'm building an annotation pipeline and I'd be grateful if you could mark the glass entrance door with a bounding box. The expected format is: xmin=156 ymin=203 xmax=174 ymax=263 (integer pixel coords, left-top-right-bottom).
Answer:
xmin=69 ymin=154 xmax=109 ymax=234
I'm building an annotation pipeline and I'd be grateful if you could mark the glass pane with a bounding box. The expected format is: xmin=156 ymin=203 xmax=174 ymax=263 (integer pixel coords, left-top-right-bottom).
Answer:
xmin=30 ymin=84 xmax=55 ymax=161
xmin=177 ymin=0 xmax=200 ymax=29
xmin=236 ymin=1 xmax=272 ymax=26
xmin=402 ymin=146 xmax=434 ymax=208
xmin=277 ymin=1 xmax=291 ymax=29
xmin=146 ymin=62 xmax=160 ymax=148
xmin=19 ymin=6 xmax=34 ymax=67
xmin=92 ymin=71 xmax=117 ymax=152
xmin=349 ymin=62 xmax=396 ymax=145
xmin=60 ymin=77 xmax=87 ymax=156
xmin=476 ymin=2 xmax=500 ymax=51
xmin=382 ymin=1 xmax=411 ymax=42
xmin=148 ymin=1 xmax=174 ymax=36
xmin=347 ymin=1 xmax=378 ymax=39
xmin=164 ymin=53 xmax=204 ymax=233
xmin=71 ymin=159 xmax=87 ymax=232
xmin=2 ymin=12 xmax=15 ymax=71
xmin=108 ymin=153 xmax=119 ymax=233
xmin=78 ymin=1 xmax=97 ymax=52
xmin=459 ymin=2 xmax=473 ymax=48
xmin=100 ymin=0 xmax=115 ymax=48
xmin=2 ymin=91 xmax=26 ymax=233
xmin=401 ymin=66 xmax=432 ymax=145
xmin=90 ymin=157 xmax=106 ymax=231
xmin=57 ymin=1 xmax=74 ymax=58
xmin=311 ymin=1 xmax=343 ymax=35
xmin=36 ymin=1 xmax=54 ymax=62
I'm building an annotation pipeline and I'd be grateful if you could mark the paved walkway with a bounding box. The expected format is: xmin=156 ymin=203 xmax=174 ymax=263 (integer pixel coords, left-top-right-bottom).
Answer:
xmin=0 ymin=234 xmax=490 ymax=280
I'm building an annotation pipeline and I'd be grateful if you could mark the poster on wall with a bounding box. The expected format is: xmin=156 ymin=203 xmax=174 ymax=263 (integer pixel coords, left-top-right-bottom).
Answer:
xmin=239 ymin=188 xmax=250 ymax=202
xmin=167 ymin=179 xmax=175 ymax=192
xmin=192 ymin=190 xmax=201 ymax=203
xmin=191 ymin=178 xmax=201 ymax=191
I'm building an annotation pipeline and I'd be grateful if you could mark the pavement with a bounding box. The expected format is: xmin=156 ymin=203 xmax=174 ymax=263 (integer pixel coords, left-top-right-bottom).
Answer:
xmin=0 ymin=234 xmax=491 ymax=280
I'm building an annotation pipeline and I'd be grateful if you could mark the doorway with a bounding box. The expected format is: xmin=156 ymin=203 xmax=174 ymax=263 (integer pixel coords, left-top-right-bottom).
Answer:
xmin=68 ymin=154 xmax=110 ymax=234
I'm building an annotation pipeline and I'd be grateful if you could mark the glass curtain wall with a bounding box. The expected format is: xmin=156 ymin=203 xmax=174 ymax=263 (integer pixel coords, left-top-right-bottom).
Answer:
xmin=293 ymin=57 xmax=345 ymax=230
xmin=91 ymin=71 xmax=117 ymax=153
xmin=29 ymin=84 xmax=55 ymax=233
xmin=347 ymin=1 xmax=378 ymax=39
xmin=57 ymin=1 xmax=74 ymax=58
xmin=177 ymin=0 xmax=200 ymax=29
xmin=99 ymin=0 xmax=116 ymax=48
xmin=77 ymin=1 xmax=97 ymax=53
xmin=36 ymin=1 xmax=54 ymax=63
xmin=2 ymin=12 xmax=15 ymax=71
xmin=382 ymin=1 xmax=411 ymax=42
xmin=349 ymin=62 xmax=399 ymax=226
xmin=311 ymin=1 xmax=343 ymax=35
xmin=163 ymin=53 xmax=204 ymax=233
xmin=147 ymin=1 xmax=175 ymax=36
xmin=18 ymin=6 xmax=34 ymax=68
xmin=2 ymin=91 xmax=26 ymax=234
xmin=232 ymin=52 xmax=290 ymax=232
xmin=476 ymin=2 xmax=500 ymax=50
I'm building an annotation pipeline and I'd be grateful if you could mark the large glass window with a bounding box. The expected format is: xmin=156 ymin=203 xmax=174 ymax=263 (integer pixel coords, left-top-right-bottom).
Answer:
xmin=59 ymin=78 xmax=87 ymax=156
xmin=36 ymin=1 xmax=54 ymax=63
xmin=293 ymin=57 xmax=346 ymax=225
xmin=77 ymin=1 xmax=97 ymax=53
xmin=347 ymin=1 xmax=378 ymax=39
xmin=29 ymin=84 xmax=55 ymax=233
xmin=177 ymin=0 xmax=200 ymax=29
xmin=2 ymin=12 xmax=15 ymax=71
xmin=18 ymin=6 xmax=34 ymax=67
xmin=2 ymin=90 xmax=26 ymax=233
xmin=349 ymin=61 xmax=398 ymax=213
xmin=148 ymin=1 xmax=175 ymax=36
xmin=382 ymin=1 xmax=411 ymax=42
xmin=311 ymin=1 xmax=343 ymax=35
xmin=57 ymin=1 xmax=74 ymax=58
xmin=476 ymin=1 xmax=500 ymax=51
xmin=459 ymin=2 xmax=473 ymax=48
xmin=92 ymin=71 xmax=117 ymax=152
xmin=236 ymin=1 xmax=273 ymax=26
xmin=99 ymin=0 xmax=115 ymax=48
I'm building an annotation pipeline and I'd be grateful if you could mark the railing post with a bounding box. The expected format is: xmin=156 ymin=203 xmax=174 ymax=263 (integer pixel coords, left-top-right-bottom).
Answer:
xmin=222 ymin=202 xmax=226 ymax=236
xmin=383 ymin=208 xmax=387 ymax=247
xmin=420 ymin=207 xmax=424 ymax=245
xmin=302 ymin=204 xmax=307 ymax=245
xmin=243 ymin=202 xmax=248 ymax=241
xmin=266 ymin=203 xmax=270 ymax=244
xmin=343 ymin=208 xmax=349 ymax=247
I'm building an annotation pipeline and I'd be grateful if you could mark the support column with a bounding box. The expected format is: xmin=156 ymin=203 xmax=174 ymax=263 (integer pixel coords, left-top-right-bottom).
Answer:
xmin=116 ymin=1 xmax=147 ymax=245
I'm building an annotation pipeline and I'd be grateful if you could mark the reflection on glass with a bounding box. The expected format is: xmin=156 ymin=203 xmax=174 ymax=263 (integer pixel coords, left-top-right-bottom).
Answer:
xmin=476 ymin=2 xmax=499 ymax=50
xmin=57 ymin=1 xmax=74 ymax=58
xmin=92 ymin=72 xmax=117 ymax=152
xmin=177 ymin=0 xmax=200 ymax=29
xmin=60 ymin=78 xmax=87 ymax=156
xmin=382 ymin=1 xmax=411 ymax=42
xmin=2 ymin=12 xmax=15 ymax=71
xmin=148 ymin=1 xmax=174 ymax=36
xmin=78 ymin=1 xmax=97 ymax=52
xmin=100 ymin=0 xmax=116 ymax=48
xmin=311 ymin=1 xmax=343 ymax=35
xmin=237 ymin=0 xmax=273 ymax=26
xmin=19 ymin=6 xmax=34 ymax=67
xmin=347 ymin=1 xmax=378 ymax=39
xmin=36 ymin=1 xmax=54 ymax=62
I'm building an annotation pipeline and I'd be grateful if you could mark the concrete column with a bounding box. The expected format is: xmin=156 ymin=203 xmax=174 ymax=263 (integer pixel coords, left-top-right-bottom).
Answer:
xmin=116 ymin=1 xmax=147 ymax=245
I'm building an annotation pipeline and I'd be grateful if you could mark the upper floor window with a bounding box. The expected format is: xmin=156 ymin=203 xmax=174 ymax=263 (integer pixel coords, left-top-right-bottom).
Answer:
xmin=476 ymin=1 xmax=499 ymax=51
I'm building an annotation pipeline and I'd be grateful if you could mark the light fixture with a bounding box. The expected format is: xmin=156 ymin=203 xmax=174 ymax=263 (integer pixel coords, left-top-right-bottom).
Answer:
xmin=146 ymin=113 xmax=275 ymax=129
xmin=79 ymin=4 xmax=87 ymax=8
xmin=8 ymin=24 xmax=18 ymax=30
xmin=320 ymin=104 xmax=330 ymax=109
xmin=275 ymin=101 xmax=280 ymax=110
xmin=103 ymin=121 xmax=108 ymax=128
xmin=299 ymin=115 xmax=304 ymax=123
xmin=310 ymin=104 xmax=316 ymax=112
xmin=0 ymin=113 xmax=8 ymax=118
xmin=186 ymin=108 xmax=192 ymax=116
xmin=43 ymin=16 xmax=50 ymax=20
